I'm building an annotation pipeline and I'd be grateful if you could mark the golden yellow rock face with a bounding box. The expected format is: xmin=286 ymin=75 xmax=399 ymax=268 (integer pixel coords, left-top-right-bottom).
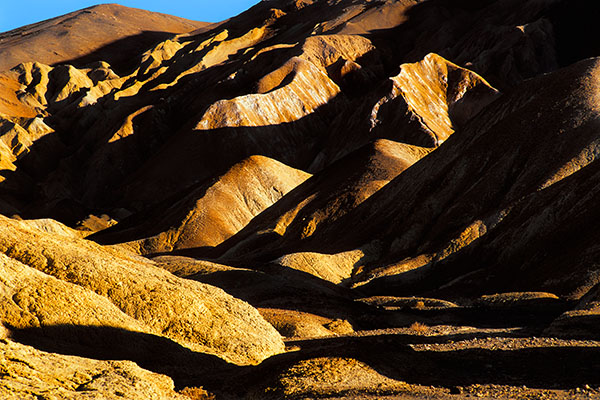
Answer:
xmin=275 ymin=249 xmax=366 ymax=285
xmin=0 ymin=253 xmax=147 ymax=332
xmin=0 ymin=216 xmax=284 ymax=365
xmin=0 ymin=340 xmax=186 ymax=399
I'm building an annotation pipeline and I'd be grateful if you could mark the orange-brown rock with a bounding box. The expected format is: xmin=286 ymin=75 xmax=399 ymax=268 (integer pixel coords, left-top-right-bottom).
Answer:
xmin=370 ymin=53 xmax=499 ymax=146
xmin=218 ymin=139 xmax=431 ymax=266
xmin=195 ymin=57 xmax=339 ymax=130
xmin=92 ymin=156 xmax=310 ymax=254
xmin=0 ymin=4 xmax=206 ymax=73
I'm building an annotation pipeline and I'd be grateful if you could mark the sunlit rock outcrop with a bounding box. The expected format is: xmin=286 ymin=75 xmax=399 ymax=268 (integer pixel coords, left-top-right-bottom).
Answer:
xmin=0 ymin=216 xmax=285 ymax=365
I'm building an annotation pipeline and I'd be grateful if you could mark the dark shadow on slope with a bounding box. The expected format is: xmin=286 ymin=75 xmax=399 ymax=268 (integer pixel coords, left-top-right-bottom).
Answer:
xmin=546 ymin=314 xmax=600 ymax=341
xmin=363 ymin=0 xmax=600 ymax=91
xmin=356 ymin=155 xmax=600 ymax=301
xmin=184 ymin=262 xmax=365 ymax=321
xmin=8 ymin=322 xmax=600 ymax=395
xmin=547 ymin=0 xmax=600 ymax=67
xmin=8 ymin=324 xmax=231 ymax=388
xmin=58 ymin=31 xmax=189 ymax=76
xmin=198 ymin=329 xmax=600 ymax=396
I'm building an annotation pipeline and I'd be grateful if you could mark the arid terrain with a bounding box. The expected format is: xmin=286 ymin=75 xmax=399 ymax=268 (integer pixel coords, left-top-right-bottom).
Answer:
xmin=1 ymin=0 xmax=600 ymax=398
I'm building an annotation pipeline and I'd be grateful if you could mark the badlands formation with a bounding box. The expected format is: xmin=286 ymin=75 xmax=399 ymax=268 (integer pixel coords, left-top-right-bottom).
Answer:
xmin=1 ymin=0 xmax=600 ymax=399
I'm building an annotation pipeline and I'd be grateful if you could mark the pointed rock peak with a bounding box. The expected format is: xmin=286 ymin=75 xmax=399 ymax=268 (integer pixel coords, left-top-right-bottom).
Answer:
xmin=398 ymin=53 xmax=499 ymax=140
xmin=371 ymin=53 xmax=499 ymax=146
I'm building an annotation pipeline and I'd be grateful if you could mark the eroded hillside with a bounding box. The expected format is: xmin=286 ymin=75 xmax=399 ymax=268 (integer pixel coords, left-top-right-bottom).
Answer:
xmin=2 ymin=0 xmax=600 ymax=399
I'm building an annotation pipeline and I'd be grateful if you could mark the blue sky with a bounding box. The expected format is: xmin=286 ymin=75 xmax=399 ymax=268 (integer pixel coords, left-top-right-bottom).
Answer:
xmin=0 ymin=1 xmax=260 ymax=33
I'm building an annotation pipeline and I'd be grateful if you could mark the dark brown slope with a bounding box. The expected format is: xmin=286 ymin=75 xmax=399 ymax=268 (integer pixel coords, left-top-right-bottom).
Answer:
xmin=240 ymin=56 xmax=600 ymax=299
xmin=354 ymin=57 xmax=600 ymax=299
xmin=214 ymin=140 xmax=431 ymax=261
xmin=352 ymin=0 xmax=599 ymax=91
xmin=88 ymin=50 xmax=495 ymax=258
xmin=0 ymin=0 xmax=594 ymax=228
xmin=0 ymin=4 xmax=207 ymax=74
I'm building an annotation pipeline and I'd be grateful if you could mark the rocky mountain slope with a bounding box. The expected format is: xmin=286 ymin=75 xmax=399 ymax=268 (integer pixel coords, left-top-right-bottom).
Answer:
xmin=2 ymin=0 xmax=600 ymax=399
xmin=92 ymin=155 xmax=311 ymax=254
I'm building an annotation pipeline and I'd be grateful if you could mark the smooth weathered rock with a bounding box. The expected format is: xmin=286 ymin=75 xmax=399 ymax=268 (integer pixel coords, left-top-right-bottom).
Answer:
xmin=274 ymin=249 xmax=366 ymax=285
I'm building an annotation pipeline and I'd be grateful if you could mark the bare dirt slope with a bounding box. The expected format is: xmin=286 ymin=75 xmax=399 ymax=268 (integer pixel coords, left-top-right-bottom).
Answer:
xmin=0 ymin=4 xmax=207 ymax=73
